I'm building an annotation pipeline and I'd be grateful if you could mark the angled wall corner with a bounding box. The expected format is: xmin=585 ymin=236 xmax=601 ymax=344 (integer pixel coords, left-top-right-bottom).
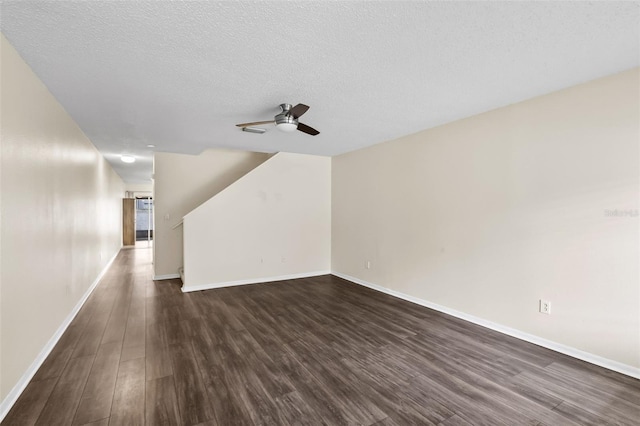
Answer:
xmin=152 ymin=149 xmax=271 ymax=278
xmin=182 ymin=152 xmax=331 ymax=291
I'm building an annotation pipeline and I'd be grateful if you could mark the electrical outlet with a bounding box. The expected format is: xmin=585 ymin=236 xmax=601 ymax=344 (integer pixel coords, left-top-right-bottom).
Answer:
xmin=539 ymin=299 xmax=551 ymax=314
xmin=365 ymin=260 xmax=371 ymax=269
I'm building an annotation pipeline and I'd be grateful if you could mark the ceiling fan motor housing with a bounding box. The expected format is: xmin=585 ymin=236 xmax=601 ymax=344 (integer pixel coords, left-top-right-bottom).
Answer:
xmin=275 ymin=103 xmax=298 ymax=131
xmin=275 ymin=103 xmax=297 ymax=125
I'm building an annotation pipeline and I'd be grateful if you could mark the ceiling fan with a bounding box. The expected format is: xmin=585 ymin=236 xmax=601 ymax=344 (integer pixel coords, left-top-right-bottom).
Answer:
xmin=236 ymin=103 xmax=320 ymax=135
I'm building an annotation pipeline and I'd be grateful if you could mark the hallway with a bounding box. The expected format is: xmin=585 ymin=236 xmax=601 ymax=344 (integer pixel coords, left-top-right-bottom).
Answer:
xmin=3 ymin=246 xmax=161 ymax=425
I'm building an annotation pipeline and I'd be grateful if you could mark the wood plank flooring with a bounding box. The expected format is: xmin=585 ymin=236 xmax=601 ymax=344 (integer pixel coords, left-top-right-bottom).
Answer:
xmin=3 ymin=246 xmax=639 ymax=425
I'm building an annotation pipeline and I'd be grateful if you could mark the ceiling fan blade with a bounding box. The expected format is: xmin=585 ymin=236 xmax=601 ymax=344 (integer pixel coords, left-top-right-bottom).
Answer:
xmin=235 ymin=120 xmax=275 ymax=127
xmin=297 ymin=122 xmax=320 ymax=136
xmin=289 ymin=104 xmax=309 ymax=119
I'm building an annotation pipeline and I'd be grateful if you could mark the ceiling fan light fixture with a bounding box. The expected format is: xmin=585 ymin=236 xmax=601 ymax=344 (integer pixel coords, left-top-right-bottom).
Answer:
xmin=275 ymin=107 xmax=298 ymax=132
xmin=120 ymin=154 xmax=136 ymax=163
xmin=276 ymin=122 xmax=297 ymax=132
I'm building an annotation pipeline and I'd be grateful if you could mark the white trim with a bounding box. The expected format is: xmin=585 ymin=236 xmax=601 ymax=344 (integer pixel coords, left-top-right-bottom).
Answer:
xmin=153 ymin=273 xmax=181 ymax=280
xmin=0 ymin=249 xmax=121 ymax=422
xmin=332 ymin=271 xmax=640 ymax=380
xmin=181 ymin=270 xmax=331 ymax=293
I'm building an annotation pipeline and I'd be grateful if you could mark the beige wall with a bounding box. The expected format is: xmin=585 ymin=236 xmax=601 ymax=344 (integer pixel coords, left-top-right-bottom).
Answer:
xmin=183 ymin=152 xmax=331 ymax=289
xmin=0 ymin=35 xmax=124 ymax=401
xmin=332 ymin=69 xmax=639 ymax=368
xmin=153 ymin=149 xmax=269 ymax=277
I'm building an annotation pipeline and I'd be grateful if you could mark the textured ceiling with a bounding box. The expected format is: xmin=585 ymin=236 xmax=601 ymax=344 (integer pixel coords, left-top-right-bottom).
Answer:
xmin=1 ymin=1 xmax=638 ymax=183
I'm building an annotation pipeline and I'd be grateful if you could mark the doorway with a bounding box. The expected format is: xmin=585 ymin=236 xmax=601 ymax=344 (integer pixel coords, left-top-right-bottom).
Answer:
xmin=136 ymin=197 xmax=153 ymax=243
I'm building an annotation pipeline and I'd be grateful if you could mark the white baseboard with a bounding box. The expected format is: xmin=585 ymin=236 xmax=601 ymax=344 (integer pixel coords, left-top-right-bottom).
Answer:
xmin=181 ymin=270 xmax=331 ymax=293
xmin=332 ymin=271 xmax=640 ymax=380
xmin=153 ymin=273 xmax=181 ymax=280
xmin=0 ymin=249 xmax=121 ymax=422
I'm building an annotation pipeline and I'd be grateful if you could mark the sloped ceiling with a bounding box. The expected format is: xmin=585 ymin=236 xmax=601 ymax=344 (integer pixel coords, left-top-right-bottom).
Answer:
xmin=1 ymin=1 xmax=638 ymax=183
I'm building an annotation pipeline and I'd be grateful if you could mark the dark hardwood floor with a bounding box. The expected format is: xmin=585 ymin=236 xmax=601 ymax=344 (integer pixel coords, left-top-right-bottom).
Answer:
xmin=3 ymin=246 xmax=639 ymax=425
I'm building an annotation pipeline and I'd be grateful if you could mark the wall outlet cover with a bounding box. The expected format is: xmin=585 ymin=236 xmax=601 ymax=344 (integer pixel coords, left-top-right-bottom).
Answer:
xmin=540 ymin=299 xmax=551 ymax=314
